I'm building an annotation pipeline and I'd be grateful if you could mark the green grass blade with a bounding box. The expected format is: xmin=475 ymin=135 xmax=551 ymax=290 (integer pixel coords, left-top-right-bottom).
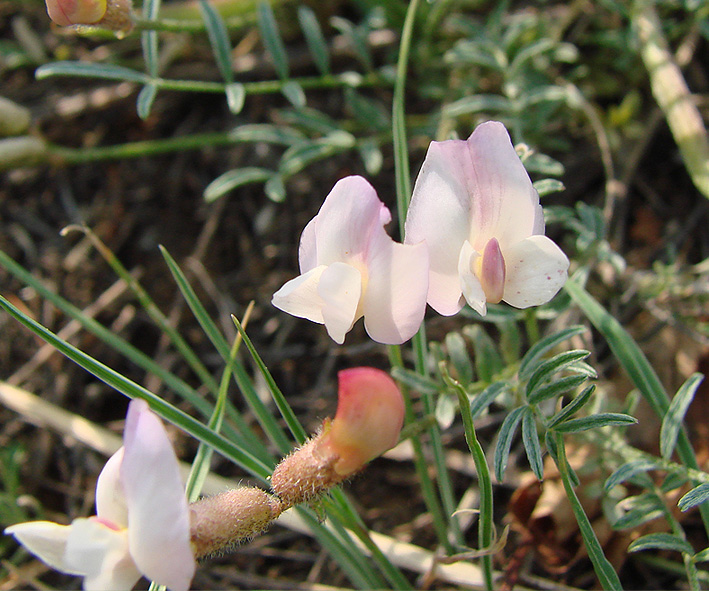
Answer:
xmin=204 ymin=167 xmax=273 ymax=202
xmin=232 ymin=315 xmax=306 ymax=446
xmin=185 ymin=329 xmax=243 ymax=503
xmin=522 ymin=407 xmax=544 ymax=480
xmin=0 ymin=295 xmax=272 ymax=480
xmin=518 ymin=325 xmax=587 ymax=380
xmin=0 ymin=250 xmax=218 ymax=429
xmin=661 ymin=373 xmax=704 ymax=460
xmin=257 ymin=1 xmax=289 ymax=80
xmin=159 ymin=246 xmax=292 ymax=453
xmin=63 ymin=225 xmax=220 ymax=395
xmin=554 ymin=433 xmax=622 ymax=590
xmin=565 ymin=278 xmax=709 ymax=536
xmin=297 ymin=6 xmax=330 ymax=75
xmin=142 ymin=0 xmax=161 ymax=77
xmin=199 ymin=0 xmax=234 ymax=84
xmin=494 ymin=406 xmax=525 ymax=482
xmin=137 ymin=83 xmax=158 ymax=120
xmin=35 ymin=61 xmax=149 ymax=84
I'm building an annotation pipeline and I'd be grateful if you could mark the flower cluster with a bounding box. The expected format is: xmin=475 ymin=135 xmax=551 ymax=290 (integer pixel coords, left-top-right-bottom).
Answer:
xmin=6 ymin=368 xmax=404 ymax=591
xmin=273 ymin=121 xmax=570 ymax=344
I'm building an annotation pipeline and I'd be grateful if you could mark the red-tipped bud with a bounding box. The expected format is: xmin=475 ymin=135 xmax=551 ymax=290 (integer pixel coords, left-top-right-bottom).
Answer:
xmin=45 ymin=0 xmax=106 ymax=26
xmin=322 ymin=367 xmax=404 ymax=475
xmin=271 ymin=367 xmax=405 ymax=509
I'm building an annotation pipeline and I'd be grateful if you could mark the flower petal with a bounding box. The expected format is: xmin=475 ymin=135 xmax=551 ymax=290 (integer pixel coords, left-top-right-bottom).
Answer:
xmin=313 ymin=176 xmax=390 ymax=267
xmin=5 ymin=521 xmax=78 ymax=574
xmin=272 ymin=265 xmax=327 ymax=324
xmin=457 ymin=240 xmax=487 ymax=316
xmin=361 ymin=234 xmax=428 ymax=344
xmin=65 ymin=518 xmax=140 ymax=591
xmin=318 ymin=262 xmax=362 ymax=344
xmin=95 ymin=447 xmax=128 ymax=528
xmin=298 ymin=217 xmax=318 ymax=273
xmin=405 ymin=139 xmax=472 ymax=316
xmin=326 ymin=367 xmax=405 ymax=475
xmin=120 ymin=399 xmax=195 ymax=591
xmin=502 ymin=235 xmax=569 ymax=308
xmin=465 ymin=121 xmax=544 ymax=249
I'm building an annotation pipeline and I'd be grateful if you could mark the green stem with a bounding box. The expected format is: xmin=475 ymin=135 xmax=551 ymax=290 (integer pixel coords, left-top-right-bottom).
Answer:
xmin=48 ymin=132 xmax=235 ymax=164
xmin=650 ymin=483 xmax=701 ymax=591
xmin=554 ymin=433 xmax=622 ymax=590
xmin=565 ymin=279 xmax=709 ymax=539
xmin=392 ymin=0 xmax=418 ymax=238
xmin=388 ymin=345 xmax=452 ymax=552
xmin=389 ymin=0 xmax=462 ymax=549
xmin=132 ymin=15 xmax=253 ymax=33
xmin=454 ymin=384 xmax=495 ymax=590
xmin=327 ymin=491 xmax=412 ymax=590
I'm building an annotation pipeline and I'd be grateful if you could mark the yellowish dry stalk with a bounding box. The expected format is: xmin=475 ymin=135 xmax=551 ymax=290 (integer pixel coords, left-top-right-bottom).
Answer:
xmin=0 ymin=137 xmax=48 ymax=170
xmin=0 ymin=97 xmax=32 ymax=137
xmin=634 ymin=0 xmax=709 ymax=199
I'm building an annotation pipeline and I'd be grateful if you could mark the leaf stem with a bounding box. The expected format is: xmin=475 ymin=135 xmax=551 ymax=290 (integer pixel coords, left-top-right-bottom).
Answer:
xmin=553 ymin=432 xmax=622 ymax=590
xmin=453 ymin=381 xmax=495 ymax=590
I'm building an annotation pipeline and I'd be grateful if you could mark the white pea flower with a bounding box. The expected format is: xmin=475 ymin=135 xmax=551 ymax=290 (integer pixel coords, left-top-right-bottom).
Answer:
xmin=272 ymin=175 xmax=429 ymax=344
xmin=6 ymin=399 xmax=195 ymax=591
xmin=404 ymin=121 xmax=569 ymax=316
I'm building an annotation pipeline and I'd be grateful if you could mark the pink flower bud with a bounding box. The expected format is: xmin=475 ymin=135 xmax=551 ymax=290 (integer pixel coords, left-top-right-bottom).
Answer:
xmin=45 ymin=0 xmax=107 ymax=26
xmin=323 ymin=367 xmax=405 ymax=475
xmin=270 ymin=367 xmax=405 ymax=509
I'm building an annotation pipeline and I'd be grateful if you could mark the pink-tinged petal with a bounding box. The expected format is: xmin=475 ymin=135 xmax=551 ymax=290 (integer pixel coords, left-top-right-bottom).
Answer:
xmin=324 ymin=367 xmax=405 ymax=475
xmin=465 ymin=122 xmax=543 ymax=249
xmin=313 ymin=176 xmax=390 ymax=267
xmin=45 ymin=0 xmax=106 ymax=26
xmin=64 ymin=519 xmax=140 ymax=591
xmin=361 ymin=234 xmax=428 ymax=344
xmin=502 ymin=235 xmax=569 ymax=309
xmin=95 ymin=447 xmax=128 ymax=528
xmin=405 ymin=139 xmax=472 ymax=315
xmin=479 ymin=238 xmax=506 ymax=304
xmin=458 ymin=241 xmax=487 ymax=316
xmin=272 ymin=266 xmax=327 ymax=324
xmin=120 ymin=400 xmax=195 ymax=591
xmin=318 ymin=262 xmax=363 ymax=345
xmin=5 ymin=521 xmax=79 ymax=574
xmin=298 ymin=217 xmax=318 ymax=273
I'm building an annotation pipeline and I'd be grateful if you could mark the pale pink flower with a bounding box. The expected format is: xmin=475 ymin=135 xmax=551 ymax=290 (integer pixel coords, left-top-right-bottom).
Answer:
xmin=5 ymin=399 xmax=195 ymax=591
xmin=45 ymin=0 xmax=106 ymax=26
xmin=272 ymin=175 xmax=428 ymax=345
xmin=404 ymin=121 xmax=569 ymax=317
